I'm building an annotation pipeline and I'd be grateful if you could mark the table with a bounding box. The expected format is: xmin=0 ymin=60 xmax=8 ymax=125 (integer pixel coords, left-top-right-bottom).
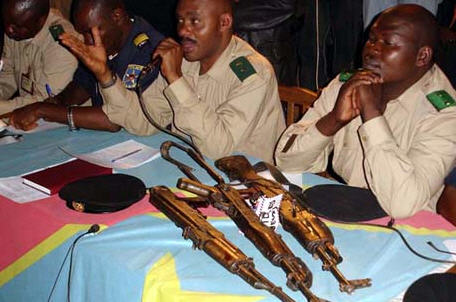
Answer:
xmin=0 ymin=127 xmax=455 ymax=302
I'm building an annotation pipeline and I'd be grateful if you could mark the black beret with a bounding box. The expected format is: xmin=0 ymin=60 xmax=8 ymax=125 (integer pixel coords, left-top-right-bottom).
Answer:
xmin=59 ymin=174 xmax=146 ymax=213
xmin=302 ymin=184 xmax=388 ymax=222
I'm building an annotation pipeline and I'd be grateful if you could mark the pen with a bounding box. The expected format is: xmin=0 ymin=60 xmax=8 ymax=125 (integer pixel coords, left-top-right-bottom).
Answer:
xmin=45 ymin=84 xmax=54 ymax=98
xmin=111 ymin=148 xmax=142 ymax=163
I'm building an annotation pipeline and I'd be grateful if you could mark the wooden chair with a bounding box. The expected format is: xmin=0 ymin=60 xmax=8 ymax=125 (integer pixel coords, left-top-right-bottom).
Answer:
xmin=278 ymin=85 xmax=318 ymax=126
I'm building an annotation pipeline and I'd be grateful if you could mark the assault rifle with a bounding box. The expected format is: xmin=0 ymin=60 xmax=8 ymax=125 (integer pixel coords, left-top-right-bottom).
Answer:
xmin=150 ymin=186 xmax=294 ymax=302
xmin=214 ymin=155 xmax=372 ymax=293
xmin=158 ymin=141 xmax=327 ymax=302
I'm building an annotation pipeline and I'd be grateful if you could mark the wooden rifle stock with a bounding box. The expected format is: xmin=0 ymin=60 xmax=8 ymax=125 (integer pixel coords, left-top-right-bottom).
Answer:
xmin=215 ymin=155 xmax=372 ymax=294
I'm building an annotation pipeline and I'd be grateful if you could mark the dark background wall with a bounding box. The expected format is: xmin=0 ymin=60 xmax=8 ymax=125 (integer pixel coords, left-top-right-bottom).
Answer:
xmin=124 ymin=0 xmax=178 ymax=38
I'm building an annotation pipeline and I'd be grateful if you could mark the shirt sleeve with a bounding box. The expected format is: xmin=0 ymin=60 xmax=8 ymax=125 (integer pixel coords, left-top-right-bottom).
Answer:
xmin=0 ymin=39 xmax=77 ymax=114
xmin=275 ymin=79 xmax=341 ymax=173
xmin=0 ymin=37 xmax=18 ymax=101
xmin=101 ymin=74 xmax=172 ymax=134
xmin=359 ymin=110 xmax=456 ymax=218
xmin=163 ymin=72 xmax=272 ymax=160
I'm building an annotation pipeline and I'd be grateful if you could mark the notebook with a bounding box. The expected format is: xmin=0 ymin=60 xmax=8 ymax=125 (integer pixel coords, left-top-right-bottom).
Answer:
xmin=22 ymin=159 xmax=112 ymax=195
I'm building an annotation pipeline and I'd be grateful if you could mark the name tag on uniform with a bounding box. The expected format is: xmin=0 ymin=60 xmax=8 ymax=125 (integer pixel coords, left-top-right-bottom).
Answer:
xmin=21 ymin=73 xmax=34 ymax=94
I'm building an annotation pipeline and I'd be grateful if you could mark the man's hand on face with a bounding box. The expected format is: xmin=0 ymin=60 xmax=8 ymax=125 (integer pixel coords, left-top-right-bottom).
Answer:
xmin=153 ymin=38 xmax=183 ymax=84
xmin=9 ymin=103 xmax=41 ymax=131
xmin=60 ymin=27 xmax=111 ymax=84
xmin=333 ymin=70 xmax=383 ymax=125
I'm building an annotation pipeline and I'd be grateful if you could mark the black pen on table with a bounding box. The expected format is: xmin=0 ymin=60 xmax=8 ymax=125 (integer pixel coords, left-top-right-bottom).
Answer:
xmin=111 ymin=148 xmax=142 ymax=163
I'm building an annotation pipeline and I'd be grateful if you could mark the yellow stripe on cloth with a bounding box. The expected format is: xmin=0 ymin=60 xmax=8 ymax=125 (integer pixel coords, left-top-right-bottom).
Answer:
xmin=142 ymin=253 xmax=264 ymax=302
xmin=0 ymin=224 xmax=106 ymax=287
xmin=325 ymin=221 xmax=456 ymax=237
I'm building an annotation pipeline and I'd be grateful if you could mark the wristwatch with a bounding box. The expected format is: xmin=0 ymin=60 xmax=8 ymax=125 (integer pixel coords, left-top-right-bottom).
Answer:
xmin=100 ymin=72 xmax=117 ymax=89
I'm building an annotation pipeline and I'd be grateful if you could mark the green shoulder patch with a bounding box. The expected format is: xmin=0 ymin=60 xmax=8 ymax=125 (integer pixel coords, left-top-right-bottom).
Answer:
xmin=49 ymin=24 xmax=65 ymax=41
xmin=339 ymin=71 xmax=354 ymax=82
xmin=426 ymin=90 xmax=456 ymax=111
xmin=229 ymin=57 xmax=256 ymax=82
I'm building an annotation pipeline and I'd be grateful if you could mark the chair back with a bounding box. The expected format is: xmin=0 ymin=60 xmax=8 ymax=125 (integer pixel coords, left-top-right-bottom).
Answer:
xmin=278 ymin=85 xmax=318 ymax=126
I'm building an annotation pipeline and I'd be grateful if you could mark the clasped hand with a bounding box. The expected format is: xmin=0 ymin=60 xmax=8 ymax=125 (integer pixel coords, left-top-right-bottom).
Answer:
xmin=333 ymin=70 xmax=384 ymax=125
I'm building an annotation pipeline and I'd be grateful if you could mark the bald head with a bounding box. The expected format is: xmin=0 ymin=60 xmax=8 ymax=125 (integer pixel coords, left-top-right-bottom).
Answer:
xmin=72 ymin=0 xmax=125 ymax=18
xmin=379 ymin=4 xmax=439 ymax=51
xmin=2 ymin=0 xmax=49 ymax=18
xmin=2 ymin=0 xmax=49 ymax=40
xmin=72 ymin=0 xmax=131 ymax=56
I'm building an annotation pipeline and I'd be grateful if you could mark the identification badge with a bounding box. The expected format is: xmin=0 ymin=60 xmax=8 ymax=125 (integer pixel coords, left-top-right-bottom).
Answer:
xmin=21 ymin=73 xmax=34 ymax=94
xmin=122 ymin=64 xmax=144 ymax=89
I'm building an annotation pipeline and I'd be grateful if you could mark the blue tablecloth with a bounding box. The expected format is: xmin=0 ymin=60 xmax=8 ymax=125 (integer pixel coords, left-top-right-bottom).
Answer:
xmin=1 ymin=127 xmax=454 ymax=302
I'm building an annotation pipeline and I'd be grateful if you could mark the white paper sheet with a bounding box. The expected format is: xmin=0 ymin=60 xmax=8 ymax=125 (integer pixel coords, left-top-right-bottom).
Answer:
xmin=61 ymin=139 xmax=161 ymax=169
xmin=0 ymin=176 xmax=48 ymax=203
xmin=0 ymin=119 xmax=6 ymax=132
xmin=257 ymin=170 xmax=303 ymax=189
xmin=6 ymin=119 xmax=65 ymax=134
xmin=0 ymin=135 xmax=23 ymax=145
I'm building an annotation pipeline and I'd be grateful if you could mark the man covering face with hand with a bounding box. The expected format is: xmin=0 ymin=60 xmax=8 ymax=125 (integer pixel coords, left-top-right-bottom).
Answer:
xmin=59 ymin=0 xmax=285 ymax=163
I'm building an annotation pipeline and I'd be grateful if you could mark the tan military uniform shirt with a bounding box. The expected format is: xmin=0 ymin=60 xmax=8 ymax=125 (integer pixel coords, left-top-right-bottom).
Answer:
xmin=0 ymin=9 xmax=78 ymax=114
xmin=275 ymin=65 xmax=456 ymax=218
xmin=101 ymin=36 xmax=285 ymax=162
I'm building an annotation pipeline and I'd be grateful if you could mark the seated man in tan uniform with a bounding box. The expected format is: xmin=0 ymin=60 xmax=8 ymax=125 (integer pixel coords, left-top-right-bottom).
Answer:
xmin=275 ymin=4 xmax=456 ymax=219
xmin=9 ymin=0 xmax=163 ymax=132
xmin=0 ymin=0 xmax=78 ymax=114
xmin=57 ymin=0 xmax=285 ymax=162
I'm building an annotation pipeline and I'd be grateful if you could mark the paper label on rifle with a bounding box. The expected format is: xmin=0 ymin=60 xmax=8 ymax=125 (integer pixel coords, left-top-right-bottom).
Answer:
xmin=254 ymin=194 xmax=282 ymax=230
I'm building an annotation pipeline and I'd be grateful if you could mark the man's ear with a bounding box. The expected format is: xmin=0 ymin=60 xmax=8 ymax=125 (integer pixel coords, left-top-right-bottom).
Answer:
xmin=416 ymin=46 xmax=433 ymax=67
xmin=219 ymin=13 xmax=232 ymax=32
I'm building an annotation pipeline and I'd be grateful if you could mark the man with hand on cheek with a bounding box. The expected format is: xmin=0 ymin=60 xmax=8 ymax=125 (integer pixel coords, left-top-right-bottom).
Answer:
xmin=0 ymin=0 xmax=77 ymax=115
xmin=9 ymin=0 xmax=163 ymax=132
xmin=58 ymin=0 xmax=285 ymax=163
xmin=275 ymin=4 xmax=456 ymax=219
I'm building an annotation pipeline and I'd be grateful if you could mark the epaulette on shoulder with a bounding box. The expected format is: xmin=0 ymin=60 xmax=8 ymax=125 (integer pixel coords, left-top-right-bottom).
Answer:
xmin=133 ymin=33 xmax=150 ymax=48
xmin=339 ymin=71 xmax=355 ymax=82
xmin=426 ymin=90 xmax=456 ymax=111
xmin=229 ymin=56 xmax=256 ymax=82
xmin=48 ymin=23 xmax=64 ymax=41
